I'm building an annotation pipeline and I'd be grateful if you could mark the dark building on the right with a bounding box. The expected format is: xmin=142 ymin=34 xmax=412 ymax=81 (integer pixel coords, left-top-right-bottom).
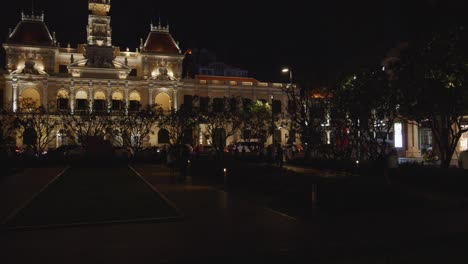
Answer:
xmin=183 ymin=48 xmax=248 ymax=78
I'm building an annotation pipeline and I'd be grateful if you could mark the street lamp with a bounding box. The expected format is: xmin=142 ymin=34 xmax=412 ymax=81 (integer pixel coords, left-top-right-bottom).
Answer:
xmin=282 ymin=67 xmax=293 ymax=86
xmin=270 ymin=95 xmax=275 ymax=146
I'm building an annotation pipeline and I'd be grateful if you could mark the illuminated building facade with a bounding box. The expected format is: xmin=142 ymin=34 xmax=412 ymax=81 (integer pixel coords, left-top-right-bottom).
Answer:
xmin=1 ymin=0 xmax=289 ymax=149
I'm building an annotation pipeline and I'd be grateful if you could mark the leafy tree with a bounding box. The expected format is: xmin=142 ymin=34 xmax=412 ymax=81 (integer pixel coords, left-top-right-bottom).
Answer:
xmin=329 ymin=68 xmax=400 ymax=162
xmin=0 ymin=108 xmax=18 ymax=146
xmin=198 ymin=96 xmax=243 ymax=152
xmin=281 ymin=84 xmax=327 ymax=160
xmin=160 ymin=102 xmax=198 ymax=146
xmin=240 ymin=100 xmax=272 ymax=144
xmin=395 ymin=26 xmax=468 ymax=168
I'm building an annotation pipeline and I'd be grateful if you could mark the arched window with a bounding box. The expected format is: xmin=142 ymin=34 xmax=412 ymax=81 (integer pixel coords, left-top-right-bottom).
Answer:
xmin=129 ymin=91 xmax=141 ymax=111
xmin=155 ymin=92 xmax=170 ymax=110
xmin=112 ymin=91 xmax=124 ymax=111
xmin=272 ymin=99 xmax=282 ymax=115
xmin=230 ymin=97 xmax=238 ymax=113
xmin=19 ymin=88 xmax=41 ymax=109
xmin=57 ymin=90 xmax=69 ymax=110
xmin=287 ymin=130 xmax=296 ymax=144
xmin=183 ymin=128 xmax=193 ymax=145
xmin=214 ymin=128 xmax=226 ymax=147
xmin=183 ymin=95 xmax=193 ymax=110
xmin=94 ymin=91 xmax=106 ymax=111
xmin=200 ymin=97 xmax=209 ymax=111
xmin=158 ymin=129 xmax=170 ymax=144
xmin=76 ymin=90 xmax=88 ymax=110
xmin=242 ymin=98 xmax=252 ymax=113
xmin=274 ymin=129 xmax=282 ymax=144
xmin=213 ymin=98 xmax=224 ymax=112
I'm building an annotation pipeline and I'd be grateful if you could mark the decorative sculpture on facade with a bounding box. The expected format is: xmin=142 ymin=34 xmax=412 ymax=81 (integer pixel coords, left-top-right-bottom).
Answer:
xmin=21 ymin=59 xmax=40 ymax=75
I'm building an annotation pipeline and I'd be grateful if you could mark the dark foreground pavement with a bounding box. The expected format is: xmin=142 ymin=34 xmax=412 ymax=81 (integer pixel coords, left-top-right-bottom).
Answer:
xmin=1 ymin=163 xmax=468 ymax=263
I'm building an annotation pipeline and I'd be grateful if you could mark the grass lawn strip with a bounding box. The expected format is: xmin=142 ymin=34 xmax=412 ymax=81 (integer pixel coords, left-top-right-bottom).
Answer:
xmin=1 ymin=167 xmax=70 ymax=225
xmin=128 ymin=165 xmax=184 ymax=218
xmin=5 ymin=165 xmax=182 ymax=228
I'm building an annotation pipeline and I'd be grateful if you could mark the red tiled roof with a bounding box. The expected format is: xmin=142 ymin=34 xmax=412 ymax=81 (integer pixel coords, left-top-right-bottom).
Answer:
xmin=7 ymin=20 xmax=54 ymax=46
xmin=143 ymin=31 xmax=180 ymax=54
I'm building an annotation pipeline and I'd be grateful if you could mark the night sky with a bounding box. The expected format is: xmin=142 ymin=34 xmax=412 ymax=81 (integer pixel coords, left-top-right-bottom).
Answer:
xmin=0 ymin=0 xmax=466 ymax=86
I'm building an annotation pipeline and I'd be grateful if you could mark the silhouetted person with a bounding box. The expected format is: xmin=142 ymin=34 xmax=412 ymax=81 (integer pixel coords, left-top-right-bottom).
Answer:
xmin=458 ymin=149 xmax=468 ymax=176
xmin=384 ymin=148 xmax=400 ymax=184
xmin=166 ymin=147 xmax=176 ymax=169
xmin=179 ymin=146 xmax=190 ymax=181
xmin=161 ymin=146 xmax=167 ymax=163
xmin=276 ymin=144 xmax=284 ymax=167
xmin=267 ymin=144 xmax=275 ymax=165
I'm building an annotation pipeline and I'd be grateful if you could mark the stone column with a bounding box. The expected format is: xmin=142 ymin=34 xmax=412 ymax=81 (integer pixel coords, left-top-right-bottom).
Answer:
xmin=124 ymin=81 xmax=129 ymax=115
xmin=173 ymin=88 xmax=178 ymax=110
xmin=199 ymin=124 xmax=203 ymax=145
xmin=405 ymin=121 xmax=421 ymax=158
xmin=70 ymin=80 xmax=75 ymax=114
xmin=148 ymin=84 xmax=154 ymax=106
xmin=107 ymin=81 xmax=112 ymax=113
xmin=89 ymin=80 xmax=94 ymax=113
xmin=43 ymin=81 xmax=49 ymax=111
xmin=225 ymin=85 xmax=230 ymax=98
xmin=12 ymin=78 xmax=18 ymax=112
xmin=252 ymin=86 xmax=257 ymax=101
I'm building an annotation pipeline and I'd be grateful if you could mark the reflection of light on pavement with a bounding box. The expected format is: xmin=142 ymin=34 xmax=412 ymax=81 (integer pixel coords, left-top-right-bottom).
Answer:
xmin=175 ymin=185 xmax=211 ymax=191
xmin=219 ymin=191 xmax=229 ymax=209
xmin=284 ymin=165 xmax=351 ymax=178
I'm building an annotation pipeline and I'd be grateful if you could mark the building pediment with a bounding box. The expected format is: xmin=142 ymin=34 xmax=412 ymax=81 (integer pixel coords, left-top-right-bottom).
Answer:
xmin=68 ymin=59 xmax=131 ymax=79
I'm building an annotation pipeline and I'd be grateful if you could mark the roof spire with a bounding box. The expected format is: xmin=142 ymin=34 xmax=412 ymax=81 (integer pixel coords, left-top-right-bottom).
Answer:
xmin=21 ymin=8 xmax=45 ymax=21
xmin=150 ymin=15 xmax=169 ymax=33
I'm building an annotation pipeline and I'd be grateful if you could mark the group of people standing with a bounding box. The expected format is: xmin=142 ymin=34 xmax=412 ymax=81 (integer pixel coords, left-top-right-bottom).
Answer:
xmin=266 ymin=143 xmax=284 ymax=167
xmin=165 ymin=145 xmax=191 ymax=180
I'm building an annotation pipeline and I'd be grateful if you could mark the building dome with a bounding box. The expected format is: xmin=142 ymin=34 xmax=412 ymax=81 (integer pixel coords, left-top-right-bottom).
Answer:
xmin=7 ymin=13 xmax=54 ymax=46
xmin=142 ymin=23 xmax=180 ymax=54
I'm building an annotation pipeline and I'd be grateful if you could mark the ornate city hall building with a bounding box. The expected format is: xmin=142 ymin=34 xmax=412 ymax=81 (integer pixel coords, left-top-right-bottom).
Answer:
xmin=5 ymin=1 xmax=455 ymax=163
xmin=1 ymin=0 xmax=289 ymax=149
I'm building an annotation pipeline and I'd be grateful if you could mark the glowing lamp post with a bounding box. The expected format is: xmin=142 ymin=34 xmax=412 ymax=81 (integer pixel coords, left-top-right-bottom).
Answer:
xmin=223 ymin=168 xmax=227 ymax=186
xmin=270 ymin=95 xmax=275 ymax=146
xmin=282 ymin=67 xmax=293 ymax=86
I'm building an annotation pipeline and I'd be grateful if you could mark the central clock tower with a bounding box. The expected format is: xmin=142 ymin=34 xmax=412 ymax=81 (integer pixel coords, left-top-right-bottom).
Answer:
xmin=85 ymin=0 xmax=114 ymax=67
xmin=88 ymin=0 xmax=111 ymax=16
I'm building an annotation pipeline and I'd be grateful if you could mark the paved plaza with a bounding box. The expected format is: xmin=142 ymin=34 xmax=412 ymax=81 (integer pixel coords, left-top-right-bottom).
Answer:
xmin=1 ymin=163 xmax=468 ymax=263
